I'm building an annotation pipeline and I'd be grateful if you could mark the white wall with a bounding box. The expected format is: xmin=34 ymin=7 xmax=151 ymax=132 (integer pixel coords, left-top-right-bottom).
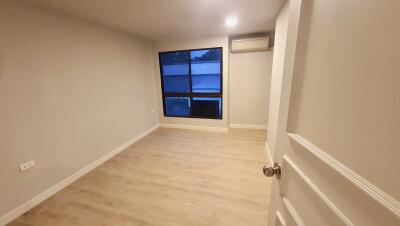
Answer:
xmin=229 ymin=51 xmax=273 ymax=127
xmin=0 ymin=0 xmax=158 ymax=217
xmin=153 ymin=36 xmax=229 ymax=128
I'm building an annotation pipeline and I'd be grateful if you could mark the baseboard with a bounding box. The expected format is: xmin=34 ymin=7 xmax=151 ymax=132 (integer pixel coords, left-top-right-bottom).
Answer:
xmin=0 ymin=124 xmax=160 ymax=226
xmin=229 ymin=124 xmax=267 ymax=130
xmin=159 ymin=123 xmax=228 ymax=132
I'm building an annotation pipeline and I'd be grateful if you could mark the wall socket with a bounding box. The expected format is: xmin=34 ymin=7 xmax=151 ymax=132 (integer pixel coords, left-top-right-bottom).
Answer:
xmin=19 ymin=160 xmax=35 ymax=172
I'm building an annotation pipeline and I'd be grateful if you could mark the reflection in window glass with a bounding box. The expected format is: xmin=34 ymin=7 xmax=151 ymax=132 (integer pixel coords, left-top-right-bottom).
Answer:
xmin=160 ymin=52 xmax=190 ymax=93
xmin=165 ymin=97 xmax=190 ymax=116
xmin=190 ymin=49 xmax=221 ymax=93
xmin=191 ymin=97 xmax=222 ymax=118
xmin=159 ymin=48 xmax=222 ymax=119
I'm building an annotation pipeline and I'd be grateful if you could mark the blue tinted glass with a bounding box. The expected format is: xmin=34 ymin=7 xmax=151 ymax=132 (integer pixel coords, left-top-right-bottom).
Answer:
xmin=190 ymin=49 xmax=221 ymax=93
xmin=191 ymin=97 xmax=222 ymax=118
xmin=165 ymin=97 xmax=190 ymax=116
xmin=160 ymin=52 xmax=190 ymax=93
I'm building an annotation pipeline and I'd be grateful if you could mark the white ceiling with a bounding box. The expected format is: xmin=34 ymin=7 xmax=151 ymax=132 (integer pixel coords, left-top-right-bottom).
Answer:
xmin=28 ymin=0 xmax=284 ymax=40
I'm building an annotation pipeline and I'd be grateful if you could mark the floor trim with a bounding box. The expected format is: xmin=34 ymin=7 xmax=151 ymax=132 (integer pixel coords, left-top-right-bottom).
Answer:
xmin=159 ymin=123 xmax=228 ymax=132
xmin=229 ymin=124 xmax=267 ymax=130
xmin=0 ymin=124 xmax=160 ymax=226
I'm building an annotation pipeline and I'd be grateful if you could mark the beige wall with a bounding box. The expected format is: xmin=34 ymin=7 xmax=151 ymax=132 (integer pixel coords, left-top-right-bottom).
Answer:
xmin=288 ymin=0 xmax=400 ymax=203
xmin=0 ymin=0 xmax=158 ymax=216
xmin=229 ymin=51 xmax=273 ymax=126
xmin=153 ymin=36 xmax=229 ymax=128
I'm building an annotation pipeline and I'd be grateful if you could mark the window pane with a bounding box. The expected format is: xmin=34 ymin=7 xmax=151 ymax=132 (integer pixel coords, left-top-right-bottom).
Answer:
xmin=191 ymin=97 xmax=222 ymax=118
xmin=165 ymin=97 xmax=190 ymax=116
xmin=190 ymin=49 xmax=221 ymax=93
xmin=160 ymin=52 xmax=190 ymax=93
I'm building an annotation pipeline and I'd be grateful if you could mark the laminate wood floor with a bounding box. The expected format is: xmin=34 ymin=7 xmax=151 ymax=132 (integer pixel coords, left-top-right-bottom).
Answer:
xmin=8 ymin=128 xmax=271 ymax=226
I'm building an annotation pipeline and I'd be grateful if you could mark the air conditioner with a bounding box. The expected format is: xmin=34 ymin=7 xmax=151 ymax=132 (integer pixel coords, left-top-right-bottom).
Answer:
xmin=231 ymin=37 xmax=270 ymax=53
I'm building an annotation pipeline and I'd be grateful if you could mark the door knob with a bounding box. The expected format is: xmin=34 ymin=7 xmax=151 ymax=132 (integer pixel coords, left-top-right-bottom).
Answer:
xmin=263 ymin=163 xmax=281 ymax=179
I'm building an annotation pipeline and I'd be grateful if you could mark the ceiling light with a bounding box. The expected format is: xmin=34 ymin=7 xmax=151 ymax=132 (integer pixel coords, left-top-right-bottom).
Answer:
xmin=225 ymin=16 xmax=238 ymax=27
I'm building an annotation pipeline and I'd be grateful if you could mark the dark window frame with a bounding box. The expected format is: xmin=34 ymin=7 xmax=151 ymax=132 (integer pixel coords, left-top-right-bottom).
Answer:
xmin=159 ymin=47 xmax=223 ymax=119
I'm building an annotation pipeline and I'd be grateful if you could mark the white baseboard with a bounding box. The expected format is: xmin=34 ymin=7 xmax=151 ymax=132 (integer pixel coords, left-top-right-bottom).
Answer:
xmin=0 ymin=124 xmax=160 ymax=226
xmin=229 ymin=124 xmax=267 ymax=130
xmin=159 ymin=123 xmax=228 ymax=132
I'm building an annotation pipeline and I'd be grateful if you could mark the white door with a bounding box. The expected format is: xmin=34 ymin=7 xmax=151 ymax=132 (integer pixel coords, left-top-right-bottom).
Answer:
xmin=265 ymin=0 xmax=400 ymax=225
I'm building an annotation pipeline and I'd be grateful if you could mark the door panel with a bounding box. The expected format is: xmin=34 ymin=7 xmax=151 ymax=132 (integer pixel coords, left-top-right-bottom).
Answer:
xmin=285 ymin=134 xmax=399 ymax=225
xmin=287 ymin=0 xmax=400 ymax=202
xmin=282 ymin=156 xmax=351 ymax=226
xmin=267 ymin=0 xmax=400 ymax=225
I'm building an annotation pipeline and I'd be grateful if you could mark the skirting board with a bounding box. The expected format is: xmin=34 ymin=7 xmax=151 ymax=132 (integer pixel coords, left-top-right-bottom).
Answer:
xmin=0 ymin=124 xmax=160 ymax=226
xmin=159 ymin=123 xmax=228 ymax=132
xmin=229 ymin=124 xmax=267 ymax=130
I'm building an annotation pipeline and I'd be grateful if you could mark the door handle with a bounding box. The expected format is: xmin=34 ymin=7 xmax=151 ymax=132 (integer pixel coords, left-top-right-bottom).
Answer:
xmin=263 ymin=163 xmax=281 ymax=179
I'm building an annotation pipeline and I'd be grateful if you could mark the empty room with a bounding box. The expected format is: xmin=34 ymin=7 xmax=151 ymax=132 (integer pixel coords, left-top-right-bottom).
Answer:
xmin=1 ymin=0 xmax=399 ymax=226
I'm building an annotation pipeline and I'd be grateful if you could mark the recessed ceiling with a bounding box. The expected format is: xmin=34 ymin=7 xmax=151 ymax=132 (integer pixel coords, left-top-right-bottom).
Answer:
xmin=27 ymin=0 xmax=284 ymax=40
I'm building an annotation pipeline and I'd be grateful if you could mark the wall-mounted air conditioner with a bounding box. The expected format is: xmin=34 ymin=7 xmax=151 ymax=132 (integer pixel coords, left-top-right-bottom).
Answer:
xmin=231 ymin=37 xmax=270 ymax=53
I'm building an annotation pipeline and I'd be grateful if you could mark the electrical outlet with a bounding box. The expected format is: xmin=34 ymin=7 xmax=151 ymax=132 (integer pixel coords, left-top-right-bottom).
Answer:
xmin=19 ymin=160 xmax=35 ymax=172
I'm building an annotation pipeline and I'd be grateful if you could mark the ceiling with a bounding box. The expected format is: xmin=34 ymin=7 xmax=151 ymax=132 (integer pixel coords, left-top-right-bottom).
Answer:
xmin=28 ymin=0 xmax=284 ymax=40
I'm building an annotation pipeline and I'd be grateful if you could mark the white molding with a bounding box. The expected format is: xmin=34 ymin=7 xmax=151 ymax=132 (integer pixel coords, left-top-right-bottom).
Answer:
xmin=282 ymin=196 xmax=305 ymax=226
xmin=288 ymin=133 xmax=400 ymax=218
xmin=159 ymin=123 xmax=228 ymax=132
xmin=283 ymin=155 xmax=354 ymax=226
xmin=275 ymin=211 xmax=287 ymax=226
xmin=265 ymin=142 xmax=274 ymax=163
xmin=229 ymin=124 xmax=267 ymax=130
xmin=0 ymin=124 xmax=160 ymax=226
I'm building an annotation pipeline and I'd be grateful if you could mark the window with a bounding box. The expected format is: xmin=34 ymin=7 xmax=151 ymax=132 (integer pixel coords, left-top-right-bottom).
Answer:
xmin=159 ymin=47 xmax=222 ymax=119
